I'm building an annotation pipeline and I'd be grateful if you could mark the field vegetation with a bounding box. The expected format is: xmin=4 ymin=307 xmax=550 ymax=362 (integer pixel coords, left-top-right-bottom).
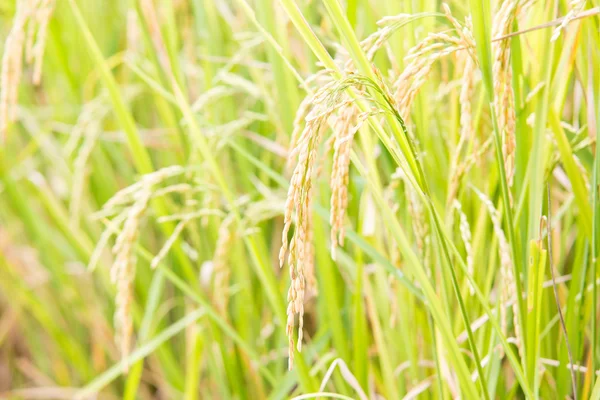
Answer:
xmin=0 ymin=0 xmax=599 ymax=398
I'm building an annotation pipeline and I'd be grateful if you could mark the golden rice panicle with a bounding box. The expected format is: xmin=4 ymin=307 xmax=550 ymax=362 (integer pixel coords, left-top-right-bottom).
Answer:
xmin=329 ymin=103 xmax=358 ymax=260
xmin=446 ymin=46 xmax=476 ymax=206
xmin=111 ymin=187 xmax=152 ymax=371
xmin=442 ymin=4 xmax=476 ymax=58
xmin=1 ymin=0 xmax=56 ymax=140
xmin=442 ymin=4 xmax=477 ymax=143
xmin=0 ymin=2 xmax=30 ymax=140
xmin=287 ymin=94 xmax=315 ymax=171
xmin=304 ymin=184 xmax=317 ymax=294
xmin=285 ymin=195 xmax=308 ymax=370
xmin=492 ymin=0 xmax=518 ymax=187
xmin=92 ymin=166 xmax=185 ymax=369
xmin=361 ymin=14 xmax=411 ymax=63
xmin=280 ymin=84 xmax=338 ymax=272
xmin=281 ymin=126 xmax=321 ymax=369
xmin=442 ymin=5 xmax=477 ymax=147
xmin=279 ymin=121 xmax=310 ymax=270
xmin=281 ymin=82 xmax=345 ymax=369
xmin=282 ymin=72 xmax=387 ymax=368
xmin=392 ymin=10 xmax=463 ymax=118
xmin=433 ymin=6 xmax=479 ymax=207
xmin=458 ymin=20 xmax=476 ymax=142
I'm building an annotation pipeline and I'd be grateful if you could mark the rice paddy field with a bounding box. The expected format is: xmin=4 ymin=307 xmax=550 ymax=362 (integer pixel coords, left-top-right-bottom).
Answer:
xmin=0 ymin=0 xmax=599 ymax=399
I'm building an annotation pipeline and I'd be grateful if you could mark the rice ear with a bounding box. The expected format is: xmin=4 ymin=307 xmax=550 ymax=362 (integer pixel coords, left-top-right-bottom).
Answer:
xmin=0 ymin=0 xmax=56 ymax=140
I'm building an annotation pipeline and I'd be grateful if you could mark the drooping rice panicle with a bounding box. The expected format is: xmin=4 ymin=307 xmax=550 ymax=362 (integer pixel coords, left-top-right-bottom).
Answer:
xmin=445 ymin=10 xmax=478 ymax=207
xmin=492 ymin=0 xmax=518 ymax=188
xmin=92 ymin=166 xmax=188 ymax=368
xmin=0 ymin=0 xmax=56 ymax=140
xmin=330 ymin=103 xmax=358 ymax=260
xmin=392 ymin=10 xmax=468 ymax=119
xmin=0 ymin=1 xmax=30 ymax=139
xmin=282 ymin=110 xmax=327 ymax=368
xmin=111 ymin=186 xmax=151 ymax=371
xmin=1 ymin=1 xmax=597 ymax=397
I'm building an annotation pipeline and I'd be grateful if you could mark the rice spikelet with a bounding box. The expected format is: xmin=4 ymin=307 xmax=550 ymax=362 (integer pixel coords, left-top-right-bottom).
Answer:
xmin=361 ymin=13 xmax=412 ymax=62
xmin=446 ymin=43 xmax=477 ymax=207
xmin=551 ymin=0 xmax=587 ymax=41
xmin=287 ymin=94 xmax=315 ymax=171
xmin=281 ymin=82 xmax=358 ymax=369
xmin=92 ymin=166 xmax=186 ymax=369
xmin=393 ymin=33 xmax=461 ymax=118
xmin=281 ymin=70 xmax=398 ymax=368
xmin=392 ymin=5 xmax=472 ymax=118
xmin=111 ymin=187 xmax=151 ymax=372
xmin=457 ymin=21 xmax=476 ymax=143
xmin=281 ymin=115 xmax=325 ymax=368
xmin=492 ymin=0 xmax=528 ymax=188
xmin=330 ymin=103 xmax=359 ymax=260
xmin=438 ymin=5 xmax=481 ymax=208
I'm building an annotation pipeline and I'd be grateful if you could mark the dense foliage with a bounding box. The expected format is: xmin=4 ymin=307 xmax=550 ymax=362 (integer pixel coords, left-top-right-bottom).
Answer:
xmin=0 ymin=0 xmax=599 ymax=398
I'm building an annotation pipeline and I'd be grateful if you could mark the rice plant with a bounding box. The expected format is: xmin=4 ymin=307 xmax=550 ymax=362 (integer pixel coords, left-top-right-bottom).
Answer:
xmin=0 ymin=0 xmax=599 ymax=398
